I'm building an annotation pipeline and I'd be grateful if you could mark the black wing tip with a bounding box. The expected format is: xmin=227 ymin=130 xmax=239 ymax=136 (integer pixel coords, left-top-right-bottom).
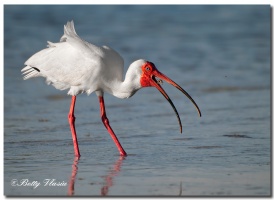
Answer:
xmin=32 ymin=67 xmax=40 ymax=72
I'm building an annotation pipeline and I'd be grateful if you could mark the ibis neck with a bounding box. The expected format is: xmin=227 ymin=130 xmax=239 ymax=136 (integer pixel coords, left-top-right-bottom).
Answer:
xmin=110 ymin=78 xmax=140 ymax=99
xmin=102 ymin=60 xmax=145 ymax=99
xmin=108 ymin=68 xmax=142 ymax=99
xmin=109 ymin=82 xmax=137 ymax=99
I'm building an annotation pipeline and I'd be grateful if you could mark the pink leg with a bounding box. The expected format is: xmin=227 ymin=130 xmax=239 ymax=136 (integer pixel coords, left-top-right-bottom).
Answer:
xmin=99 ymin=96 xmax=127 ymax=156
xmin=68 ymin=96 xmax=80 ymax=157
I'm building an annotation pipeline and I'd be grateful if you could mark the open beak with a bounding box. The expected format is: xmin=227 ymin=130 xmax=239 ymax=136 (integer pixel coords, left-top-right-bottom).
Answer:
xmin=149 ymin=70 xmax=201 ymax=133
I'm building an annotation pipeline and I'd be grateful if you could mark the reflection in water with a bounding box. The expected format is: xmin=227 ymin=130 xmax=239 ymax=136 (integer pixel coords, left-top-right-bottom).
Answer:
xmin=101 ymin=156 xmax=125 ymax=196
xmin=67 ymin=156 xmax=125 ymax=196
xmin=67 ymin=157 xmax=79 ymax=196
xmin=179 ymin=181 xmax=182 ymax=196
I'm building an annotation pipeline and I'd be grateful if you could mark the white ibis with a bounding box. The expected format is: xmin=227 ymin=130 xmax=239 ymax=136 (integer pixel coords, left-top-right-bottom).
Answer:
xmin=21 ymin=21 xmax=201 ymax=157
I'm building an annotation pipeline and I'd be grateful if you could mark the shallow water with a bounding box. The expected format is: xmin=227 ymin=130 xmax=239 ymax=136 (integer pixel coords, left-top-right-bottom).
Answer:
xmin=4 ymin=5 xmax=271 ymax=196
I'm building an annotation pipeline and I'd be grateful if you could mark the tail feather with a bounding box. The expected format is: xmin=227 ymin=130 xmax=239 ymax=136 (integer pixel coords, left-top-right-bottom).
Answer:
xmin=21 ymin=65 xmax=40 ymax=80
xmin=22 ymin=68 xmax=33 ymax=75
xmin=21 ymin=65 xmax=32 ymax=72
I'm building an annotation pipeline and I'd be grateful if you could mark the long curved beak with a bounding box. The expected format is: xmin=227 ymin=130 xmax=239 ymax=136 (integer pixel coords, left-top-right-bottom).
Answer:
xmin=150 ymin=70 xmax=201 ymax=133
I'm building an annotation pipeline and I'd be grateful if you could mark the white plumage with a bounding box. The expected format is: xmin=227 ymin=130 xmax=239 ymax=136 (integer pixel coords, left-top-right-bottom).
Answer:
xmin=22 ymin=21 xmax=141 ymax=98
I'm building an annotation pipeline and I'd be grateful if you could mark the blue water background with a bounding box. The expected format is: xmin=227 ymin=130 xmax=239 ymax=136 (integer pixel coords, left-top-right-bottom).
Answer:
xmin=4 ymin=5 xmax=271 ymax=196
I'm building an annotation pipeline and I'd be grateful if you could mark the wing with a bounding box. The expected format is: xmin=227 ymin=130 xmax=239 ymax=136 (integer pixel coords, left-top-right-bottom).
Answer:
xmin=22 ymin=21 xmax=124 ymax=96
xmin=23 ymin=42 xmax=101 ymax=92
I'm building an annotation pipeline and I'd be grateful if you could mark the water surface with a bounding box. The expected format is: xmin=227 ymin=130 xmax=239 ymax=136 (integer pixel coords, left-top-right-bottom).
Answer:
xmin=4 ymin=5 xmax=271 ymax=196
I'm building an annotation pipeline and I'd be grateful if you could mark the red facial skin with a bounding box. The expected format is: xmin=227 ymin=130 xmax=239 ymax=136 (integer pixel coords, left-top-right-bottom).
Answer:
xmin=139 ymin=61 xmax=201 ymax=133
xmin=140 ymin=62 xmax=158 ymax=87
